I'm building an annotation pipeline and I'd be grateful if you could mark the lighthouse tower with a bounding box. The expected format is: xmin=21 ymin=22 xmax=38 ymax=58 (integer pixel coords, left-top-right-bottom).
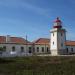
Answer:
xmin=50 ymin=17 xmax=66 ymax=56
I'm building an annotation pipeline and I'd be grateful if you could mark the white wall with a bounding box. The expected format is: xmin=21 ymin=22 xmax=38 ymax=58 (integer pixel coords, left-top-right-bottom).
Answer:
xmin=0 ymin=44 xmax=32 ymax=57
xmin=57 ymin=29 xmax=66 ymax=50
xmin=50 ymin=31 xmax=57 ymax=50
xmin=34 ymin=45 xmax=50 ymax=54
xmin=0 ymin=43 xmax=50 ymax=57
xmin=50 ymin=29 xmax=66 ymax=55
xmin=66 ymin=46 xmax=75 ymax=54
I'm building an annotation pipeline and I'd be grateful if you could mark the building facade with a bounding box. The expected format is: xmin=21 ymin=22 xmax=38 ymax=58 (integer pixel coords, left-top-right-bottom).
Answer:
xmin=50 ymin=17 xmax=66 ymax=55
xmin=0 ymin=18 xmax=75 ymax=57
xmin=0 ymin=35 xmax=33 ymax=57
xmin=32 ymin=38 xmax=50 ymax=54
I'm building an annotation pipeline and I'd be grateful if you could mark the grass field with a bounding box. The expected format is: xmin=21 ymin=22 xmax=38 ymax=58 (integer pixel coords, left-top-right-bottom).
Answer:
xmin=0 ymin=56 xmax=75 ymax=75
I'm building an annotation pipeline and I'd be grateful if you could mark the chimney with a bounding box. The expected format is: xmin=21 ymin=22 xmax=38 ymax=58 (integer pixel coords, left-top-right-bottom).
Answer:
xmin=6 ymin=35 xmax=11 ymax=43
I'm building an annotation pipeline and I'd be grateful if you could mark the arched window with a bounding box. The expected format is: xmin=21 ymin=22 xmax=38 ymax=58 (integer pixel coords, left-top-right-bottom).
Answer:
xmin=29 ymin=47 xmax=32 ymax=53
xmin=21 ymin=47 xmax=24 ymax=52
xmin=37 ymin=47 xmax=39 ymax=52
xmin=61 ymin=33 xmax=63 ymax=36
xmin=42 ymin=47 xmax=44 ymax=52
xmin=71 ymin=48 xmax=73 ymax=52
xmin=53 ymin=42 xmax=54 ymax=45
xmin=3 ymin=46 xmax=6 ymax=52
xmin=47 ymin=47 xmax=49 ymax=52
xmin=12 ymin=46 xmax=15 ymax=52
xmin=66 ymin=48 xmax=68 ymax=53
xmin=61 ymin=43 xmax=63 ymax=47
xmin=53 ymin=33 xmax=54 ymax=36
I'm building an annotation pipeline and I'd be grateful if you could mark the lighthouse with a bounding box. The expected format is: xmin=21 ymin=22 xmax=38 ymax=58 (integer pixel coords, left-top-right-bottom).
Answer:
xmin=50 ymin=17 xmax=66 ymax=56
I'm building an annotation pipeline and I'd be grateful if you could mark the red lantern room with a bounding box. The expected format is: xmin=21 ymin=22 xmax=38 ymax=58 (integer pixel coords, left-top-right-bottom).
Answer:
xmin=53 ymin=17 xmax=62 ymax=28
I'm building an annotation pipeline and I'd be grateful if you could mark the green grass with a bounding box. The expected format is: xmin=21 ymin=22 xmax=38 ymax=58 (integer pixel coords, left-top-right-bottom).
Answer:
xmin=0 ymin=56 xmax=75 ymax=75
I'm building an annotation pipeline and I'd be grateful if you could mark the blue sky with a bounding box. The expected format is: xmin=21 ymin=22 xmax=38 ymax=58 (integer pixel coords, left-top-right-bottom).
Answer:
xmin=0 ymin=0 xmax=75 ymax=41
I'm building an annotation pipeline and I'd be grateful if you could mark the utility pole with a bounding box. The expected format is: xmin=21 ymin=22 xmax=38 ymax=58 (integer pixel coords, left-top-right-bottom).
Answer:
xmin=26 ymin=35 xmax=28 ymax=55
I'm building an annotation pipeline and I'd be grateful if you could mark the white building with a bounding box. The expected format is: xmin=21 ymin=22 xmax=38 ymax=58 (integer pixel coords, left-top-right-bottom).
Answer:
xmin=0 ymin=17 xmax=75 ymax=57
xmin=33 ymin=17 xmax=75 ymax=55
xmin=50 ymin=17 xmax=75 ymax=55
xmin=0 ymin=35 xmax=33 ymax=57
xmin=32 ymin=38 xmax=50 ymax=54
xmin=50 ymin=17 xmax=66 ymax=55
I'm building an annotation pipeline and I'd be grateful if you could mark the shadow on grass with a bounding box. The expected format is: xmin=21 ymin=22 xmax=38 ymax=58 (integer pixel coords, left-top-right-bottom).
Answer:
xmin=0 ymin=58 xmax=15 ymax=63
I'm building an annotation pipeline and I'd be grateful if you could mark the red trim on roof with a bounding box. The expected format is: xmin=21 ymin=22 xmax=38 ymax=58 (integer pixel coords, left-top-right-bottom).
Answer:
xmin=0 ymin=36 xmax=31 ymax=44
xmin=33 ymin=38 xmax=50 ymax=45
xmin=65 ymin=41 xmax=75 ymax=46
xmin=54 ymin=17 xmax=61 ymax=23
xmin=53 ymin=26 xmax=62 ymax=28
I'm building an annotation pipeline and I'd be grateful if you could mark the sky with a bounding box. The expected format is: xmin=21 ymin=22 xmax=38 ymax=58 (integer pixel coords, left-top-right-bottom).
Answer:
xmin=0 ymin=0 xmax=75 ymax=41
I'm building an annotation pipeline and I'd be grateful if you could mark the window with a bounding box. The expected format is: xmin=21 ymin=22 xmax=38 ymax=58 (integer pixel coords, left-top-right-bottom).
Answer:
xmin=3 ymin=46 xmax=6 ymax=52
xmin=47 ymin=47 xmax=49 ymax=52
xmin=71 ymin=48 xmax=73 ymax=52
xmin=21 ymin=47 xmax=24 ymax=52
xmin=53 ymin=42 xmax=54 ymax=45
xmin=37 ymin=47 xmax=39 ymax=52
xmin=53 ymin=33 xmax=54 ymax=36
xmin=29 ymin=47 xmax=32 ymax=53
xmin=61 ymin=33 xmax=63 ymax=36
xmin=12 ymin=46 xmax=15 ymax=52
xmin=29 ymin=47 xmax=31 ymax=50
xmin=61 ymin=43 xmax=63 ymax=47
xmin=42 ymin=47 xmax=44 ymax=52
xmin=66 ymin=48 xmax=68 ymax=53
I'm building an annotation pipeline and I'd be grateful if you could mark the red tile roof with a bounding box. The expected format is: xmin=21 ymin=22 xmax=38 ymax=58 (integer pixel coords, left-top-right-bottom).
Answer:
xmin=65 ymin=41 xmax=75 ymax=46
xmin=0 ymin=36 xmax=75 ymax=46
xmin=0 ymin=36 xmax=31 ymax=44
xmin=0 ymin=36 xmax=6 ymax=43
xmin=33 ymin=38 xmax=50 ymax=45
xmin=33 ymin=38 xmax=75 ymax=46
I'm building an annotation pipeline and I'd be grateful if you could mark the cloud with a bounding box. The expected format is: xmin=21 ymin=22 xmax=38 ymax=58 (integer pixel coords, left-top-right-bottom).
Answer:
xmin=21 ymin=2 xmax=49 ymax=16
xmin=0 ymin=0 xmax=50 ymax=17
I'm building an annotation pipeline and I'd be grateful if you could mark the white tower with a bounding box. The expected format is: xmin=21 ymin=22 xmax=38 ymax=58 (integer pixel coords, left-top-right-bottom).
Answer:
xmin=50 ymin=17 xmax=66 ymax=56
